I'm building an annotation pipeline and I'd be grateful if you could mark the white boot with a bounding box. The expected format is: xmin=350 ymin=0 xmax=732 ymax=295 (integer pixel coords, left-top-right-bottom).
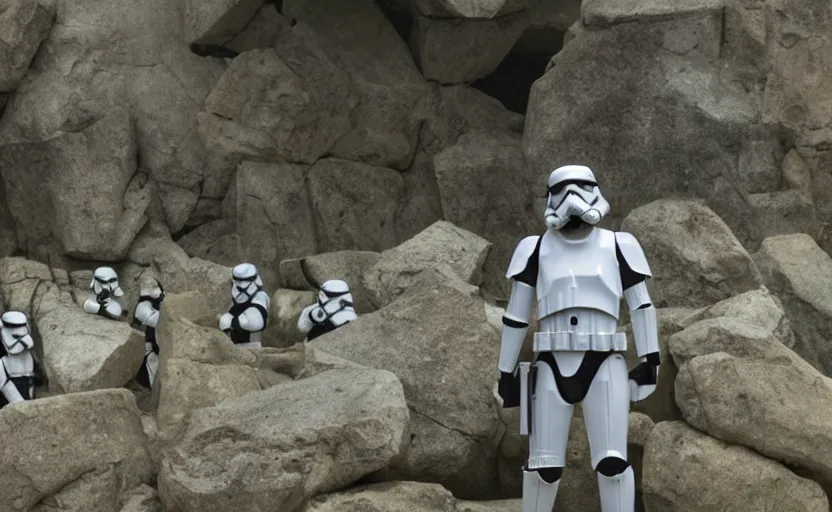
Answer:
xmin=522 ymin=470 xmax=558 ymax=512
xmin=597 ymin=465 xmax=635 ymax=512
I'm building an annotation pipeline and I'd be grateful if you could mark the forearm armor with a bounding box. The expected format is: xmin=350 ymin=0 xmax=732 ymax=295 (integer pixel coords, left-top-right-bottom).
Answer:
xmin=624 ymin=282 xmax=659 ymax=361
xmin=498 ymin=280 xmax=535 ymax=373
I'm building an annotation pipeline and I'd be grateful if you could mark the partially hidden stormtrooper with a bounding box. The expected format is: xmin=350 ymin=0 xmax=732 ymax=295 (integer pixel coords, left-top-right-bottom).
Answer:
xmin=0 ymin=311 xmax=45 ymax=408
xmin=132 ymin=279 xmax=166 ymax=388
xmin=219 ymin=263 xmax=270 ymax=348
xmin=298 ymin=279 xmax=357 ymax=341
xmin=497 ymin=165 xmax=659 ymax=512
xmin=83 ymin=266 xmax=126 ymax=320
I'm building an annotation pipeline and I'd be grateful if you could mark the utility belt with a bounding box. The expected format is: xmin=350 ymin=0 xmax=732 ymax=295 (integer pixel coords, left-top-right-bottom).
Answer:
xmin=533 ymin=331 xmax=627 ymax=353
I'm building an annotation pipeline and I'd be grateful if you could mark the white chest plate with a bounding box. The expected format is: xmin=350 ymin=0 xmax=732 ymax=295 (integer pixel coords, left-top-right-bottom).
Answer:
xmin=2 ymin=353 xmax=35 ymax=378
xmin=536 ymin=228 xmax=623 ymax=319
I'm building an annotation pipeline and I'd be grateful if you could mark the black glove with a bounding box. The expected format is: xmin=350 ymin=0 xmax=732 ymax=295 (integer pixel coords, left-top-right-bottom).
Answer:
xmin=498 ymin=371 xmax=522 ymax=408
xmin=96 ymin=289 xmax=111 ymax=303
xmin=628 ymin=352 xmax=661 ymax=386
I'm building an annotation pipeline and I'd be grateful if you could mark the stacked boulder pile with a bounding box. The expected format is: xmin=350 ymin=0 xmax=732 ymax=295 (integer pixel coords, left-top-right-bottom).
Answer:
xmin=2 ymin=0 xmax=832 ymax=510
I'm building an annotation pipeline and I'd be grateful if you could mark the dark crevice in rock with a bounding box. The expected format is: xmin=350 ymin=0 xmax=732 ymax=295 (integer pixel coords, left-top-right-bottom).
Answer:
xmin=472 ymin=52 xmax=551 ymax=115
xmin=172 ymin=224 xmax=199 ymax=241
xmin=0 ymin=93 xmax=8 ymax=122
xmin=189 ymin=44 xmax=239 ymax=59
xmin=298 ymin=258 xmax=320 ymax=290
xmin=266 ymin=0 xmax=283 ymax=12
xmin=375 ymin=0 xmax=412 ymax=43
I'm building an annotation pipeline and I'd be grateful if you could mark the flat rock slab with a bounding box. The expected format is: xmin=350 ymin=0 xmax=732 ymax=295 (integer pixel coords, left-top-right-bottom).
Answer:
xmin=38 ymin=305 xmax=145 ymax=394
xmin=158 ymin=367 xmax=409 ymax=512
xmin=0 ymin=389 xmax=152 ymax=511
xmin=582 ymin=0 xmax=725 ymax=27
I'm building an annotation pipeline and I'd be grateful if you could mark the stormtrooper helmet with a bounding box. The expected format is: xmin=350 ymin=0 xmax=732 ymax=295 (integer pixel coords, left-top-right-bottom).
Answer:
xmin=0 ymin=311 xmax=34 ymax=355
xmin=317 ymin=279 xmax=351 ymax=305
xmin=543 ymin=165 xmax=611 ymax=230
xmin=90 ymin=267 xmax=124 ymax=297
xmin=139 ymin=279 xmax=165 ymax=301
xmin=231 ymin=263 xmax=262 ymax=301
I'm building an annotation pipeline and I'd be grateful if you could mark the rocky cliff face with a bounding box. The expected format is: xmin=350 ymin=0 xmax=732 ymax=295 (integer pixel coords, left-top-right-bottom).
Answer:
xmin=2 ymin=0 xmax=832 ymax=511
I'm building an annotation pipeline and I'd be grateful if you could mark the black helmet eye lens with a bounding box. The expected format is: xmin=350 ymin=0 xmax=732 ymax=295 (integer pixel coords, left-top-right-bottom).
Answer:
xmin=547 ymin=180 xmax=596 ymax=197
xmin=547 ymin=183 xmax=566 ymax=196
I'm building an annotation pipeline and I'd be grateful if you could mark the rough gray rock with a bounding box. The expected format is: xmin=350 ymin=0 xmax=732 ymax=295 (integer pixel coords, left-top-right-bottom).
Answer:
xmin=0 ymin=110 xmax=151 ymax=261
xmin=183 ymin=0 xmax=263 ymax=46
xmin=308 ymin=158 xmax=404 ymax=254
xmin=198 ymin=44 xmax=358 ymax=164
xmin=0 ymin=0 xmax=55 ymax=92
xmin=38 ymin=305 xmax=145 ymax=394
xmin=151 ymin=291 xmax=262 ymax=430
xmin=285 ymin=0 xmax=431 ymax=169
xmin=362 ymin=221 xmax=491 ymax=308
xmin=0 ymin=0 xmax=231 ymax=235
xmin=410 ymin=11 xmax=529 ymax=84
xmin=158 ymin=367 xmax=410 ymax=512
xmin=0 ymin=389 xmax=153 ymax=512
xmin=643 ymin=420 xmax=828 ymax=512
xmin=433 ymin=131 xmax=537 ymax=296
xmin=754 ymin=233 xmax=832 ymax=375
xmin=413 ymin=0 xmax=531 ymax=18
xmin=524 ymin=9 xmax=786 ymax=247
xmin=676 ymin=352 xmax=832 ymax=485
xmin=313 ymin=270 xmax=502 ymax=498
xmin=620 ymin=199 xmax=763 ymax=308
xmin=236 ymin=160 xmax=316 ymax=291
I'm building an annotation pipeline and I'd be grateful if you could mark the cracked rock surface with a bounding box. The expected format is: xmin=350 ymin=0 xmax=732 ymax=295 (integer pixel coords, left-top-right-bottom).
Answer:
xmin=158 ymin=365 xmax=409 ymax=512
xmin=2 ymin=0 xmax=832 ymax=509
xmin=310 ymin=268 xmax=502 ymax=498
xmin=0 ymin=389 xmax=153 ymax=511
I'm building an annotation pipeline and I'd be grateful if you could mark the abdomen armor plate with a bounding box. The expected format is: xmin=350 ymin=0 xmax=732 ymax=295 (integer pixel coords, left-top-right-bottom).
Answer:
xmin=2 ymin=353 xmax=34 ymax=378
xmin=536 ymin=228 xmax=623 ymax=319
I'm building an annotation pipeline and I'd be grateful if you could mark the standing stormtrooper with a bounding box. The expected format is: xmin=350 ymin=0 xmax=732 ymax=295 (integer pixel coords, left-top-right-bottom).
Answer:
xmin=496 ymin=165 xmax=659 ymax=512
xmin=0 ymin=311 xmax=44 ymax=408
xmin=132 ymin=279 xmax=166 ymax=388
xmin=219 ymin=263 xmax=269 ymax=348
xmin=83 ymin=266 xmax=126 ymax=320
xmin=298 ymin=279 xmax=357 ymax=341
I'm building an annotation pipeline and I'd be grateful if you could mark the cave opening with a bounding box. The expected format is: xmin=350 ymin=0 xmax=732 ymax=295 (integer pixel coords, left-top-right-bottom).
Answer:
xmin=471 ymin=51 xmax=552 ymax=115
xmin=374 ymin=0 xmax=568 ymax=116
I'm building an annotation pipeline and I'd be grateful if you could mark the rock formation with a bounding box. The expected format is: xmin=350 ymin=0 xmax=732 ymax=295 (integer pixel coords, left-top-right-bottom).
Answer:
xmin=2 ymin=0 xmax=832 ymax=510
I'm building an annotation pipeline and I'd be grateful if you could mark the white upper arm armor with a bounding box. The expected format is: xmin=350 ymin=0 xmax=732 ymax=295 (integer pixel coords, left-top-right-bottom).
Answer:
xmin=251 ymin=291 xmax=270 ymax=311
xmin=298 ymin=304 xmax=316 ymax=334
xmin=615 ymin=231 xmax=651 ymax=277
xmin=134 ymin=301 xmax=159 ymax=328
xmin=506 ymin=236 xmax=540 ymax=280
xmin=83 ymin=296 xmax=100 ymax=314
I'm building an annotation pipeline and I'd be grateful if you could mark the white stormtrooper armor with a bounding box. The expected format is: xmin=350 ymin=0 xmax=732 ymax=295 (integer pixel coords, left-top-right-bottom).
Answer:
xmin=496 ymin=165 xmax=659 ymax=512
xmin=82 ymin=266 xmax=126 ymax=320
xmin=132 ymin=280 xmax=165 ymax=388
xmin=298 ymin=279 xmax=358 ymax=341
xmin=219 ymin=263 xmax=270 ymax=349
xmin=0 ymin=311 xmax=44 ymax=407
